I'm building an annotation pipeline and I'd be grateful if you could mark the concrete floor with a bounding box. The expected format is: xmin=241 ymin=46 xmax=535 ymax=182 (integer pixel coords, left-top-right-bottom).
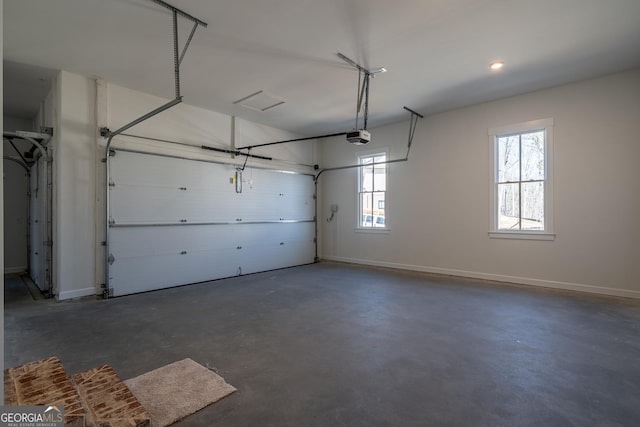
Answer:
xmin=4 ymin=262 xmax=640 ymax=426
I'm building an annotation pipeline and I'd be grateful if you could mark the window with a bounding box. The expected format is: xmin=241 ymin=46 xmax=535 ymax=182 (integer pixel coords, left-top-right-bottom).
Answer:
xmin=489 ymin=119 xmax=554 ymax=240
xmin=358 ymin=151 xmax=387 ymax=229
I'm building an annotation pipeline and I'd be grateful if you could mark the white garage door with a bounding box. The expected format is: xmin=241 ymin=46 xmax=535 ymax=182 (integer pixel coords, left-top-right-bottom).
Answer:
xmin=107 ymin=150 xmax=315 ymax=296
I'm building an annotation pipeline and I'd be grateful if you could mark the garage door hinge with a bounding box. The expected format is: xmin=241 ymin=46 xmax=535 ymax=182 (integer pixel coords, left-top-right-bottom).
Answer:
xmin=108 ymin=218 xmax=116 ymax=226
xmin=102 ymin=149 xmax=116 ymax=162
xmin=108 ymin=180 xmax=116 ymax=187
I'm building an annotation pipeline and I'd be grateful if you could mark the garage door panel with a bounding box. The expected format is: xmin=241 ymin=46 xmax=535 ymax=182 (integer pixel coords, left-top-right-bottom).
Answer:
xmin=109 ymin=223 xmax=315 ymax=296
xmin=108 ymin=150 xmax=315 ymax=296
xmin=110 ymin=186 xmax=236 ymax=224
xmin=110 ymin=152 xmax=232 ymax=188
xmin=110 ymin=223 xmax=314 ymax=257
xmin=238 ymin=241 xmax=315 ymax=275
xmin=110 ymin=249 xmax=240 ymax=296
xmin=110 ymin=156 xmax=314 ymax=224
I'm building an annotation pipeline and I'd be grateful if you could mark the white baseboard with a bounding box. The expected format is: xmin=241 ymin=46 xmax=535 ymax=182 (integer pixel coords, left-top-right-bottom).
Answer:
xmin=322 ymin=255 xmax=640 ymax=300
xmin=4 ymin=266 xmax=27 ymax=275
xmin=57 ymin=287 xmax=98 ymax=300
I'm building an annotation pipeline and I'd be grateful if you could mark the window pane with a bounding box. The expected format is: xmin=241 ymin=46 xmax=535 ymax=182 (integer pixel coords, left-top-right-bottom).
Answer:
xmin=360 ymin=193 xmax=373 ymax=227
xmin=521 ymin=131 xmax=544 ymax=181
xmin=492 ymin=121 xmax=552 ymax=236
xmin=373 ymin=192 xmax=385 ymax=227
xmin=361 ymin=164 xmax=374 ymax=192
xmin=360 ymin=156 xmax=374 ymax=165
xmin=358 ymin=153 xmax=387 ymax=228
xmin=521 ymin=181 xmax=544 ymax=230
xmin=373 ymin=163 xmax=386 ymax=191
xmin=498 ymin=183 xmax=519 ymax=230
xmin=498 ymin=135 xmax=519 ymax=183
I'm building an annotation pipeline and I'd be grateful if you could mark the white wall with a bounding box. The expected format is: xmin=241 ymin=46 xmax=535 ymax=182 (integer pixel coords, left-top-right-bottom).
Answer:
xmin=46 ymin=69 xmax=639 ymax=300
xmin=54 ymin=71 xmax=96 ymax=299
xmin=103 ymin=83 xmax=313 ymax=172
xmin=48 ymin=72 xmax=313 ymax=299
xmin=319 ymin=69 xmax=640 ymax=298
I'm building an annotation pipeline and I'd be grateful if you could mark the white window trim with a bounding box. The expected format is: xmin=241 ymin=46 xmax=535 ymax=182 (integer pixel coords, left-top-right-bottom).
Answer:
xmin=355 ymin=227 xmax=390 ymax=234
xmin=356 ymin=148 xmax=390 ymax=232
xmin=488 ymin=118 xmax=555 ymax=241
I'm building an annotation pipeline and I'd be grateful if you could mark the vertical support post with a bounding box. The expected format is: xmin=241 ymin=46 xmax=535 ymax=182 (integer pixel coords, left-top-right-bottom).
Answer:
xmin=230 ymin=116 xmax=236 ymax=155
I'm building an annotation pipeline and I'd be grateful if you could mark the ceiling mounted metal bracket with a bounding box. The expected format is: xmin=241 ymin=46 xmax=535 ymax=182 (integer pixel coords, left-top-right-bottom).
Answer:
xmin=150 ymin=0 xmax=208 ymax=27
xmin=337 ymin=53 xmax=387 ymax=131
xmin=102 ymin=1 xmax=208 ymax=141
xmin=403 ymin=106 xmax=424 ymax=158
xmin=150 ymin=0 xmax=208 ymax=99
xmin=336 ymin=53 xmax=386 ymax=76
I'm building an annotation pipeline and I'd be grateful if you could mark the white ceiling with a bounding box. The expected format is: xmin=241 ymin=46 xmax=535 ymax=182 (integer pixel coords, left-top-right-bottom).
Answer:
xmin=4 ymin=0 xmax=640 ymax=135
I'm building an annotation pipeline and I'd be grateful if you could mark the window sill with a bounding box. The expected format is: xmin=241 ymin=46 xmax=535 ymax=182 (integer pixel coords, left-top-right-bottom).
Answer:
xmin=355 ymin=227 xmax=390 ymax=234
xmin=489 ymin=231 xmax=555 ymax=241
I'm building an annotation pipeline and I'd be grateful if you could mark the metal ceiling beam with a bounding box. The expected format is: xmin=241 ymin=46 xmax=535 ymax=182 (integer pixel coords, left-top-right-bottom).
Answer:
xmin=236 ymin=132 xmax=348 ymax=151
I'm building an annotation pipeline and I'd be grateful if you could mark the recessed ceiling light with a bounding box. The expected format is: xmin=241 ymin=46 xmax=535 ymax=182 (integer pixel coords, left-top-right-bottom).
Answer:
xmin=490 ymin=61 xmax=505 ymax=71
